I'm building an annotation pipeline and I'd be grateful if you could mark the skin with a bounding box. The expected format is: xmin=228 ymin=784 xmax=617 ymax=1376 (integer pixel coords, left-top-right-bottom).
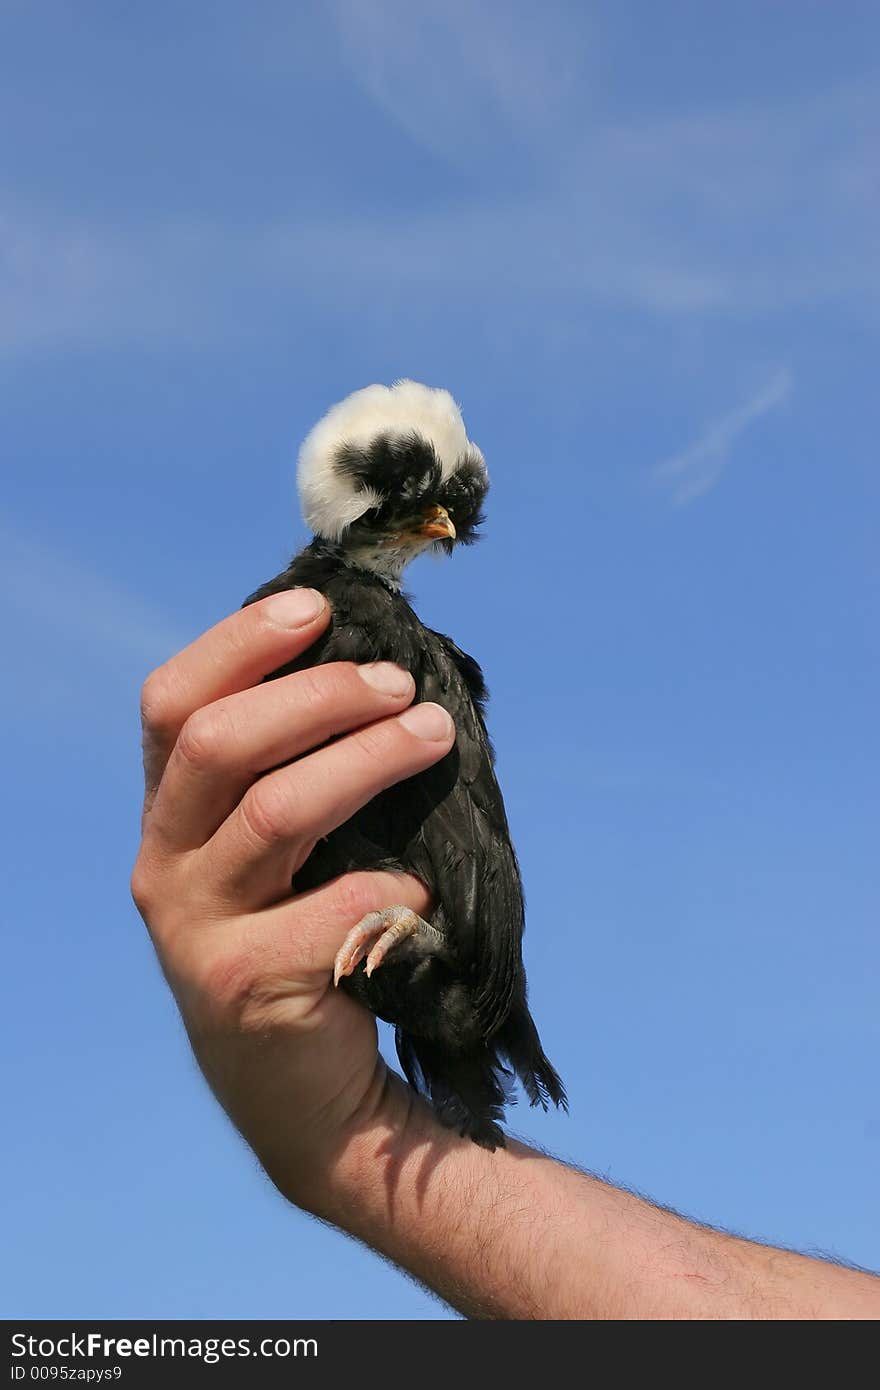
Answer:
xmin=132 ymin=592 xmax=880 ymax=1320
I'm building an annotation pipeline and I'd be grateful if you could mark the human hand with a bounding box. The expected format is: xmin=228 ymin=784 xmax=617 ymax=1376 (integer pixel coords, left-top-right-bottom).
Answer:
xmin=131 ymin=589 xmax=455 ymax=1208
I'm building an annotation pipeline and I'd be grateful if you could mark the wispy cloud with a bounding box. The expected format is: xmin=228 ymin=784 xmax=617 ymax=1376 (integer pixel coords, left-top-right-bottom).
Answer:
xmin=0 ymin=516 xmax=185 ymax=672
xmin=328 ymin=0 xmax=590 ymax=167
xmin=0 ymin=202 xmax=233 ymax=354
xmin=325 ymin=7 xmax=879 ymax=314
xmin=0 ymin=11 xmax=877 ymax=355
xmin=653 ymin=367 xmax=794 ymax=506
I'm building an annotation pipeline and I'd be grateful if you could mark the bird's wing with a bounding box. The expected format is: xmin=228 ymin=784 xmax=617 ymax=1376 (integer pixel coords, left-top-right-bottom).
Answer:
xmin=411 ymin=630 xmax=525 ymax=1038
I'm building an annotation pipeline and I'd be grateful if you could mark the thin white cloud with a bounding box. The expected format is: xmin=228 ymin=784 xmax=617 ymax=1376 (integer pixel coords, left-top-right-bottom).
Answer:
xmin=654 ymin=368 xmax=794 ymax=506
xmin=0 ymin=517 xmax=185 ymax=671
xmin=324 ymin=7 xmax=879 ymax=314
xmin=328 ymin=0 xmax=590 ymax=167
xmin=0 ymin=202 xmax=228 ymax=353
xmin=0 ymin=44 xmax=877 ymax=355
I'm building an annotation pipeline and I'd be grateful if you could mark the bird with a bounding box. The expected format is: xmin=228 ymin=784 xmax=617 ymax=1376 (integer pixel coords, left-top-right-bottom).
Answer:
xmin=244 ymin=379 xmax=566 ymax=1148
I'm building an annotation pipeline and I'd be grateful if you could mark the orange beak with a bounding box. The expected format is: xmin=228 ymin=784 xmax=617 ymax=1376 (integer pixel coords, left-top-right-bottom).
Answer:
xmin=412 ymin=504 xmax=456 ymax=541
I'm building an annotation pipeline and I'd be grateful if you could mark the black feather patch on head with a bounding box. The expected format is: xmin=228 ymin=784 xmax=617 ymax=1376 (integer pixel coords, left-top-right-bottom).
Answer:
xmin=436 ymin=452 xmax=488 ymax=548
xmin=335 ymin=431 xmax=488 ymax=546
xmin=336 ymin=432 xmax=443 ymax=513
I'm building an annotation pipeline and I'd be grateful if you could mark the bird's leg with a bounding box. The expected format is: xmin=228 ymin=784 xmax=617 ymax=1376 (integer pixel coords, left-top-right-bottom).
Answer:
xmin=333 ymin=906 xmax=447 ymax=986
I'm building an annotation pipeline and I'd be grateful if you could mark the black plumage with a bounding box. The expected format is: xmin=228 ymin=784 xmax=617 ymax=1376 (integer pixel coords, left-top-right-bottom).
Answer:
xmin=245 ymin=382 xmax=565 ymax=1148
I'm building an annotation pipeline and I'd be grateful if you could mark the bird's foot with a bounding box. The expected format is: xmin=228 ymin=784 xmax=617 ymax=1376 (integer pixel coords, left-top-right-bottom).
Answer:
xmin=333 ymin=906 xmax=445 ymax=986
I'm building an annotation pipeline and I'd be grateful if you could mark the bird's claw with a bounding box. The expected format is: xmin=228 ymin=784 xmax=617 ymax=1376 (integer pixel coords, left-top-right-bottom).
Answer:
xmin=333 ymin=906 xmax=422 ymax=986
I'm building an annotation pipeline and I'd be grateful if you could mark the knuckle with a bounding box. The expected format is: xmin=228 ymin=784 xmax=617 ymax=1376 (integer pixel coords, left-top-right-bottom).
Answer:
xmin=130 ymin=848 xmax=192 ymax=940
xmin=129 ymin=858 xmax=155 ymax=917
xmin=197 ymin=947 xmax=257 ymax=1017
xmin=195 ymin=943 xmax=291 ymax=1034
xmin=176 ymin=706 xmax=232 ymax=772
xmin=352 ymin=718 xmax=398 ymax=770
xmin=293 ymin=661 xmax=354 ymax=714
xmin=240 ymin=778 xmax=295 ymax=848
xmin=140 ymin=666 xmax=184 ymax=741
xmin=331 ymin=872 xmax=383 ymax=924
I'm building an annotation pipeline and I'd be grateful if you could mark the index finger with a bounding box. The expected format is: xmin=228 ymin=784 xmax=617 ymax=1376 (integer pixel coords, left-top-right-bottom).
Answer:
xmin=140 ymin=589 xmax=329 ymax=813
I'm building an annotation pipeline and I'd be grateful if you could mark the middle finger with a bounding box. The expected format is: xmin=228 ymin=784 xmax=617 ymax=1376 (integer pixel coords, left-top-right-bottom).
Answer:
xmin=200 ymin=701 xmax=455 ymax=909
xmin=149 ymin=660 xmax=416 ymax=851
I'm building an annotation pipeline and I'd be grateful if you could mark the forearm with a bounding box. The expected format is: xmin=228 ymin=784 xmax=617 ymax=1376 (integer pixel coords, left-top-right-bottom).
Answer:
xmin=300 ymin=1072 xmax=880 ymax=1320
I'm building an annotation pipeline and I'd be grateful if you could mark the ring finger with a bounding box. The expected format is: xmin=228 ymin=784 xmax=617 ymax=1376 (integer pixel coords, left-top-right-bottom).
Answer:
xmin=149 ymin=660 xmax=417 ymax=852
xmin=199 ymin=701 xmax=455 ymax=910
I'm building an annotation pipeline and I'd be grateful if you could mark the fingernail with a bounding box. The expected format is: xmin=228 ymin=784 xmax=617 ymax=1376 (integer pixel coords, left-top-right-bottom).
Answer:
xmin=358 ymin=662 xmax=414 ymax=697
xmin=264 ymin=589 xmax=326 ymax=628
xmin=398 ymin=702 xmax=454 ymax=741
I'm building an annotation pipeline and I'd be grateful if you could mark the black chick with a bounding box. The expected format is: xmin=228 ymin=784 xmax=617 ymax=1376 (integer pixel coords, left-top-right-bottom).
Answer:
xmin=245 ymin=380 xmax=566 ymax=1148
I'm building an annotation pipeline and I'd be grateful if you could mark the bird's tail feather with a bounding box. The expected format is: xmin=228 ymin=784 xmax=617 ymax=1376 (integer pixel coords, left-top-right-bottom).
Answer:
xmin=500 ymin=1005 xmax=568 ymax=1114
xmin=395 ymin=1031 xmax=512 ymax=1150
xmin=396 ymin=1013 xmax=566 ymax=1149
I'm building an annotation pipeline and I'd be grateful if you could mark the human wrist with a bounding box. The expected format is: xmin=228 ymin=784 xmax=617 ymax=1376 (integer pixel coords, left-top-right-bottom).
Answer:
xmin=293 ymin=1065 xmax=511 ymax=1319
xmin=275 ymin=1060 xmax=416 ymax=1224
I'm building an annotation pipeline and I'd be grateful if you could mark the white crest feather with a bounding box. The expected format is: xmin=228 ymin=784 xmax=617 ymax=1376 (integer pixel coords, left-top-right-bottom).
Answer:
xmin=297 ymin=379 xmax=485 ymax=541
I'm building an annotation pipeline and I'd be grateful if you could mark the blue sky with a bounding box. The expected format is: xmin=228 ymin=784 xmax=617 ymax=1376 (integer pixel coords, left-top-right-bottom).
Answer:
xmin=3 ymin=1 xmax=878 ymax=1319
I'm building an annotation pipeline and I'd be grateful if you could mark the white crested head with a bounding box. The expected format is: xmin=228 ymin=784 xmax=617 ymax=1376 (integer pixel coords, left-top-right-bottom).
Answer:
xmin=297 ymin=379 xmax=486 ymax=542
